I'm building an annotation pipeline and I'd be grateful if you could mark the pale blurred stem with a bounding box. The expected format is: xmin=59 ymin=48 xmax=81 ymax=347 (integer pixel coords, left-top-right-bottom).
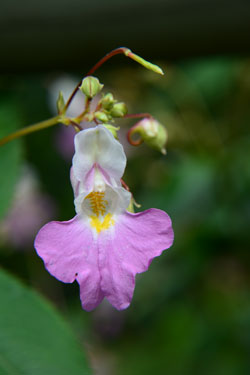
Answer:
xmin=64 ymin=47 xmax=133 ymax=112
xmin=0 ymin=115 xmax=60 ymax=146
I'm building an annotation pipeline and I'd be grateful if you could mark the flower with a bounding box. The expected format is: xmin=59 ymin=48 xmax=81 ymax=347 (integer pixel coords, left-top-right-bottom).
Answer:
xmin=34 ymin=126 xmax=174 ymax=311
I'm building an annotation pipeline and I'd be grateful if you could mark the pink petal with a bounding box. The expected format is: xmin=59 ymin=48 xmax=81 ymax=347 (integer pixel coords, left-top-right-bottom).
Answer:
xmin=99 ymin=208 xmax=174 ymax=310
xmin=34 ymin=216 xmax=104 ymax=311
xmin=35 ymin=209 xmax=173 ymax=311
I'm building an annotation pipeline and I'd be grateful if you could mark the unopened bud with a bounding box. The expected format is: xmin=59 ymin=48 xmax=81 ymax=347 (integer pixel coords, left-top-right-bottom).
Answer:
xmin=56 ymin=91 xmax=65 ymax=114
xmin=100 ymin=93 xmax=116 ymax=110
xmin=103 ymin=124 xmax=120 ymax=139
xmin=128 ymin=118 xmax=167 ymax=154
xmin=79 ymin=76 xmax=104 ymax=99
xmin=110 ymin=102 xmax=128 ymax=118
xmin=124 ymin=49 xmax=164 ymax=75
xmin=95 ymin=111 xmax=110 ymax=123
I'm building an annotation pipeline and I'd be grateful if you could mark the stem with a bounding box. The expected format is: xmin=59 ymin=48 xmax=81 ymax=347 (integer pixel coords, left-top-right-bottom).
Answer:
xmin=121 ymin=178 xmax=130 ymax=191
xmin=121 ymin=178 xmax=141 ymax=209
xmin=0 ymin=115 xmax=60 ymax=146
xmin=64 ymin=47 xmax=130 ymax=112
xmin=126 ymin=114 xmax=153 ymax=146
xmin=124 ymin=113 xmax=152 ymax=120
xmin=75 ymin=97 xmax=91 ymax=122
xmin=127 ymin=127 xmax=143 ymax=146
xmin=86 ymin=47 xmax=129 ymax=76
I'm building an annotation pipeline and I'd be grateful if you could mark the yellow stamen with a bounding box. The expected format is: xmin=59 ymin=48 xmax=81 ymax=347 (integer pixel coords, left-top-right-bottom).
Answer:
xmin=86 ymin=191 xmax=108 ymax=216
xmin=90 ymin=213 xmax=115 ymax=233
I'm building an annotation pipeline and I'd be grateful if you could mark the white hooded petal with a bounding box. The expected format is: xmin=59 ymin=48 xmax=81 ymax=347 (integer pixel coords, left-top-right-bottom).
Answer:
xmin=72 ymin=126 xmax=126 ymax=185
xmin=70 ymin=166 xmax=95 ymax=198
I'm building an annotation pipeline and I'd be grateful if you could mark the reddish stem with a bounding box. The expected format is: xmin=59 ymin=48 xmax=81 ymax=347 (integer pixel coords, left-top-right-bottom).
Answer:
xmin=121 ymin=178 xmax=130 ymax=191
xmin=127 ymin=128 xmax=143 ymax=146
xmin=124 ymin=113 xmax=152 ymax=120
xmin=64 ymin=47 xmax=130 ymax=111
xmin=70 ymin=121 xmax=82 ymax=131
xmin=86 ymin=47 xmax=129 ymax=76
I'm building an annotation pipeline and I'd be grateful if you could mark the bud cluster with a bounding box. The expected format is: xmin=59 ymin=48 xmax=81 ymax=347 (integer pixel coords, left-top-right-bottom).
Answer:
xmin=0 ymin=47 xmax=169 ymax=155
xmin=54 ymin=56 xmax=167 ymax=155
xmin=78 ymin=77 xmax=128 ymax=124
xmin=96 ymin=93 xmax=128 ymax=123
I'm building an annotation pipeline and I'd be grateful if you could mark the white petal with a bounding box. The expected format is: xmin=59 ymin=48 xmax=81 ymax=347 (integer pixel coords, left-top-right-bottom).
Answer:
xmin=72 ymin=126 xmax=126 ymax=184
xmin=104 ymin=186 xmax=131 ymax=215
xmin=70 ymin=166 xmax=95 ymax=198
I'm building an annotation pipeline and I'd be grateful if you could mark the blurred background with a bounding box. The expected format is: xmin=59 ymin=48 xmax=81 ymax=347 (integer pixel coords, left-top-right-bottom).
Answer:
xmin=1 ymin=0 xmax=250 ymax=374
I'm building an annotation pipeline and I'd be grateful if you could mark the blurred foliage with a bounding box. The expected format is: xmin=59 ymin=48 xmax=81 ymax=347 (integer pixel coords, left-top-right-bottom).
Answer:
xmin=0 ymin=100 xmax=22 ymax=219
xmin=0 ymin=269 xmax=91 ymax=375
xmin=0 ymin=56 xmax=250 ymax=374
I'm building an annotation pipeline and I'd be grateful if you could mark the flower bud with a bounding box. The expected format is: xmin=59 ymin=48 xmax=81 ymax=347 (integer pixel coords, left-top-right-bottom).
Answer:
xmin=79 ymin=76 xmax=104 ymax=99
xmin=110 ymin=102 xmax=128 ymax=118
xmin=128 ymin=118 xmax=167 ymax=154
xmin=103 ymin=124 xmax=120 ymax=139
xmin=124 ymin=49 xmax=164 ymax=75
xmin=56 ymin=91 xmax=65 ymax=114
xmin=100 ymin=93 xmax=115 ymax=110
xmin=94 ymin=111 xmax=110 ymax=123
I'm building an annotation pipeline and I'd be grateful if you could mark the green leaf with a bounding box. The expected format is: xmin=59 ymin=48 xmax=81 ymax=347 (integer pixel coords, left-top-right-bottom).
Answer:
xmin=0 ymin=100 xmax=23 ymax=219
xmin=0 ymin=268 xmax=92 ymax=375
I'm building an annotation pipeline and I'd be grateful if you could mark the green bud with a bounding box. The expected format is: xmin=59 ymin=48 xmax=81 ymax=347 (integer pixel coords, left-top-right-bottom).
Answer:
xmin=103 ymin=124 xmax=120 ymax=139
xmin=124 ymin=49 xmax=164 ymax=75
xmin=110 ymin=102 xmax=128 ymax=118
xmin=56 ymin=91 xmax=65 ymax=114
xmin=100 ymin=93 xmax=116 ymax=110
xmin=79 ymin=76 xmax=104 ymax=98
xmin=95 ymin=111 xmax=110 ymax=123
xmin=129 ymin=118 xmax=167 ymax=154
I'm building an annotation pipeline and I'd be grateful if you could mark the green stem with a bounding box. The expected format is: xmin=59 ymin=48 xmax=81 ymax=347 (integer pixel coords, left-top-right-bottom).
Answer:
xmin=0 ymin=115 xmax=60 ymax=146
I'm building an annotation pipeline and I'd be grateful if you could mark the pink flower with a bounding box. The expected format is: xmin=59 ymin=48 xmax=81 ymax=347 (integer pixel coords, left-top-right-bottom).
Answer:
xmin=34 ymin=126 xmax=174 ymax=311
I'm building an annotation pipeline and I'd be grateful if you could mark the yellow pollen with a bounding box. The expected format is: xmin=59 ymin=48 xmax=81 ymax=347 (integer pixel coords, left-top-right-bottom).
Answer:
xmin=90 ymin=213 xmax=115 ymax=233
xmin=86 ymin=191 xmax=108 ymax=216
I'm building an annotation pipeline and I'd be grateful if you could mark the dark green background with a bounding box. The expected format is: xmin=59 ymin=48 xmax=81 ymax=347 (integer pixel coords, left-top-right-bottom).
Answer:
xmin=0 ymin=1 xmax=250 ymax=374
